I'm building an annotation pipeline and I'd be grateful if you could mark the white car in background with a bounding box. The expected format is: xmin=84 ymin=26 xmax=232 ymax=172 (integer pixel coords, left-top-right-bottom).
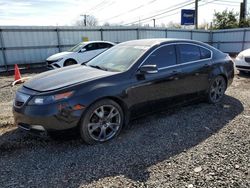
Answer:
xmin=46 ymin=41 xmax=115 ymax=69
xmin=235 ymin=48 xmax=250 ymax=73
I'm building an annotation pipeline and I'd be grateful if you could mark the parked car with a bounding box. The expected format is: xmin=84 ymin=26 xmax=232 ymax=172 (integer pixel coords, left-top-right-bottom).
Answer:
xmin=46 ymin=41 xmax=115 ymax=69
xmin=13 ymin=39 xmax=234 ymax=144
xmin=235 ymin=48 xmax=250 ymax=73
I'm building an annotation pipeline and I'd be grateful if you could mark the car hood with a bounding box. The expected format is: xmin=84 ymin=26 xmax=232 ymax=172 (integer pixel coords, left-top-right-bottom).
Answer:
xmin=47 ymin=52 xmax=74 ymax=61
xmin=24 ymin=65 xmax=117 ymax=92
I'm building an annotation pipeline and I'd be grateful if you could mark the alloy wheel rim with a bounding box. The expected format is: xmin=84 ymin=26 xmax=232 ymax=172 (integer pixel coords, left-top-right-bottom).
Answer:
xmin=210 ymin=77 xmax=226 ymax=103
xmin=87 ymin=105 xmax=121 ymax=142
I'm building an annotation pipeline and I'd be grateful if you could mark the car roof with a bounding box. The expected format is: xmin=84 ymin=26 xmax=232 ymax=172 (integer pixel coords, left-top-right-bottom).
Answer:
xmin=80 ymin=41 xmax=115 ymax=45
xmin=118 ymin=38 xmax=205 ymax=47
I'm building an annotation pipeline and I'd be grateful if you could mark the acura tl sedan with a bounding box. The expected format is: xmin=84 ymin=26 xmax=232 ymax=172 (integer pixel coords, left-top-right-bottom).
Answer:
xmin=13 ymin=39 xmax=234 ymax=144
xmin=46 ymin=41 xmax=114 ymax=69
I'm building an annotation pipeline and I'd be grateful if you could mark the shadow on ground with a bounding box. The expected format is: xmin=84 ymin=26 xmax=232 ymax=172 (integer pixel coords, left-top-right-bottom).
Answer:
xmin=0 ymin=95 xmax=244 ymax=187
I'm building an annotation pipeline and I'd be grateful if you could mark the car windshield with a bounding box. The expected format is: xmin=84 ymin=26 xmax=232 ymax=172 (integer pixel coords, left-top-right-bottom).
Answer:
xmin=86 ymin=45 xmax=149 ymax=72
xmin=68 ymin=43 xmax=85 ymax=52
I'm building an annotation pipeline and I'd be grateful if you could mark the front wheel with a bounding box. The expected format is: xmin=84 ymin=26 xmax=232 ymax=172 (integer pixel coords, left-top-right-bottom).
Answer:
xmin=207 ymin=75 xmax=227 ymax=104
xmin=64 ymin=59 xmax=77 ymax=66
xmin=80 ymin=99 xmax=124 ymax=145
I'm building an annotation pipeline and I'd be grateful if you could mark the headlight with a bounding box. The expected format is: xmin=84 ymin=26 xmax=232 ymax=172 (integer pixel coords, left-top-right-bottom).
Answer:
xmin=236 ymin=54 xmax=244 ymax=60
xmin=47 ymin=58 xmax=63 ymax=63
xmin=55 ymin=58 xmax=63 ymax=62
xmin=28 ymin=91 xmax=74 ymax=105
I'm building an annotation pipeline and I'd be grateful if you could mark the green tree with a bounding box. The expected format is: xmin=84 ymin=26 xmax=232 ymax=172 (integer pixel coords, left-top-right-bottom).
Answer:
xmin=212 ymin=9 xmax=238 ymax=29
xmin=239 ymin=18 xmax=250 ymax=27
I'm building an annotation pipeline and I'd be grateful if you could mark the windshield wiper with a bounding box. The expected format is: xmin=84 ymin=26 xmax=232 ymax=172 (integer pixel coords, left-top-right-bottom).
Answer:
xmin=88 ymin=65 xmax=108 ymax=71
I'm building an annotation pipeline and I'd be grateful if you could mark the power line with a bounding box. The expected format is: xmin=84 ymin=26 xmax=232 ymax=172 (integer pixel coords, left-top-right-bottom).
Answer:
xmin=86 ymin=0 xmax=116 ymax=15
xmin=86 ymin=0 xmax=108 ymax=13
xmin=123 ymin=0 xmax=195 ymax=26
xmin=136 ymin=0 xmax=216 ymax=26
xmin=210 ymin=2 xmax=239 ymax=6
xmin=109 ymin=0 xmax=194 ymax=26
xmin=217 ymin=0 xmax=243 ymax=4
xmin=100 ymin=0 xmax=158 ymax=22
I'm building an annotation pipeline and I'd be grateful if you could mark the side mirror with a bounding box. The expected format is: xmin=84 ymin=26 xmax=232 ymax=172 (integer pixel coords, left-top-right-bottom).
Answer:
xmin=79 ymin=48 xmax=86 ymax=53
xmin=139 ymin=64 xmax=158 ymax=74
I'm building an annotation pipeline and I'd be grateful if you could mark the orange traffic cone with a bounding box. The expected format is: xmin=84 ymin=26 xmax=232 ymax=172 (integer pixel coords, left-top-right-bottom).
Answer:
xmin=14 ymin=64 xmax=22 ymax=84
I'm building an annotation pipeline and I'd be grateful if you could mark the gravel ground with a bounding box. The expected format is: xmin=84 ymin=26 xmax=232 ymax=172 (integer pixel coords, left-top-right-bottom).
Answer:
xmin=0 ymin=71 xmax=249 ymax=188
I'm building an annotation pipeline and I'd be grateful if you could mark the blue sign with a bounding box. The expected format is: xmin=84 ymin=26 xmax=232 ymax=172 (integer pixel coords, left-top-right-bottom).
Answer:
xmin=181 ymin=9 xmax=195 ymax=25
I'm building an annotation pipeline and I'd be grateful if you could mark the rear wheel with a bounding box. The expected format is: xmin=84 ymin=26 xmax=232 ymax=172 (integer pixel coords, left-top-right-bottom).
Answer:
xmin=207 ymin=75 xmax=227 ymax=104
xmin=80 ymin=99 xmax=124 ymax=144
xmin=64 ymin=59 xmax=77 ymax=66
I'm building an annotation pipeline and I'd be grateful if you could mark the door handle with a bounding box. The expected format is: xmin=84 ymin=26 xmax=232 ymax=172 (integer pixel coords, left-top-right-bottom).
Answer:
xmin=203 ymin=64 xmax=210 ymax=68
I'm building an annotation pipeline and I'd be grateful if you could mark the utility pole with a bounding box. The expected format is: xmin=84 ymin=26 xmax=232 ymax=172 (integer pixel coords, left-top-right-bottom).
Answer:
xmin=80 ymin=14 xmax=88 ymax=26
xmin=240 ymin=0 xmax=247 ymax=27
xmin=195 ymin=0 xmax=198 ymax=29
xmin=153 ymin=19 xmax=156 ymax=27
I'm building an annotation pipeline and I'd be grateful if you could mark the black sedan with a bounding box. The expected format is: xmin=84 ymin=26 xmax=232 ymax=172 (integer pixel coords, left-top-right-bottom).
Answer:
xmin=13 ymin=39 xmax=234 ymax=144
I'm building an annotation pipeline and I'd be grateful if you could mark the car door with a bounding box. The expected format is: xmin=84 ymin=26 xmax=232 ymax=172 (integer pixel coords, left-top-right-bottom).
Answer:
xmin=176 ymin=44 xmax=212 ymax=94
xmin=127 ymin=44 xmax=184 ymax=117
xmin=77 ymin=43 xmax=99 ymax=63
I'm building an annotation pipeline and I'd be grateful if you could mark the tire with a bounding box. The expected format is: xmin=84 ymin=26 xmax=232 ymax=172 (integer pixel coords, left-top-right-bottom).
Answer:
xmin=80 ymin=99 xmax=124 ymax=145
xmin=207 ymin=75 xmax=227 ymax=104
xmin=64 ymin=59 xmax=77 ymax=67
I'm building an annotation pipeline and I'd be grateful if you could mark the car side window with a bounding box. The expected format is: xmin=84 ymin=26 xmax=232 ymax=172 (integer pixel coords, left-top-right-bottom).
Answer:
xmin=143 ymin=45 xmax=177 ymax=68
xmin=178 ymin=44 xmax=200 ymax=63
xmin=200 ymin=47 xmax=211 ymax=59
xmin=98 ymin=43 xmax=113 ymax=49
xmin=85 ymin=43 xmax=98 ymax=51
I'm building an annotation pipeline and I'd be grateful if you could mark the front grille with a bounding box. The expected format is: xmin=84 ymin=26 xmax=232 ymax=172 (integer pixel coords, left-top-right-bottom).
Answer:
xmin=47 ymin=60 xmax=55 ymax=65
xmin=245 ymin=57 xmax=250 ymax=63
xmin=236 ymin=65 xmax=250 ymax=70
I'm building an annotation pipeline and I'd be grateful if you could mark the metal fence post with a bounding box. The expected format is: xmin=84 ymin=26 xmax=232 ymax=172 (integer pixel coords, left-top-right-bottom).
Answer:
xmin=218 ymin=41 xmax=220 ymax=50
xmin=165 ymin=29 xmax=168 ymax=38
xmin=209 ymin=30 xmax=213 ymax=46
xmin=100 ymin=28 xmax=104 ymax=41
xmin=56 ymin=28 xmax=61 ymax=52
xmin=0 ymin=29 xmax=8 ymax=71
xmin=190 ymin=30 xmax=193 ymax=40
xmin=242 ymin=29 xmax=246 ymax=51
xmin=136 ymin=28 xmax=140 ymax=39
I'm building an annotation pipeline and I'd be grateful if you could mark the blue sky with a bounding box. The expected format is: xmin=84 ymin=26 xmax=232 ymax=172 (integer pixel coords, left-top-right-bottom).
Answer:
xmin=0 ymin=0 xmax=245 ymax=26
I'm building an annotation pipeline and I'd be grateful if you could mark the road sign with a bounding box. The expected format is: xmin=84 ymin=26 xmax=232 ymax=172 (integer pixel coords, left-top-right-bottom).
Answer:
xmin=181 ymin=9 xmax=195 ymax=25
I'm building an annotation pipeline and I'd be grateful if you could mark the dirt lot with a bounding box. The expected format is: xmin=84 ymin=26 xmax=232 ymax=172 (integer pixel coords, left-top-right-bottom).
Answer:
xmin=0 ymin=71 xmax=249 ymax=188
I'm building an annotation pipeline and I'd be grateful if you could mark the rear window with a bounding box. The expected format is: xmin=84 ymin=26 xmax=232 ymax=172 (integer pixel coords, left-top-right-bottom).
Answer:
xmin=178 ymin=44 xmax=211 ymax=64
xmin=200 ymin=47 xmax=211 ymax=59
xmin=179 ymin=44 xmax=200 ymax=63
xmin=98 ymin=43 xmax=113 ymax=49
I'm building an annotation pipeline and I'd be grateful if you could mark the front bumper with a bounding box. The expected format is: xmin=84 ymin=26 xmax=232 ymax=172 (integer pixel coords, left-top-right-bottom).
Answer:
xmin=13 ymin=102 xmax=84 ymax=132
xmin=46 ymin=60 xmax=63 ymax=69
xmin=235 ymin=59 xmax=250 ymax=72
